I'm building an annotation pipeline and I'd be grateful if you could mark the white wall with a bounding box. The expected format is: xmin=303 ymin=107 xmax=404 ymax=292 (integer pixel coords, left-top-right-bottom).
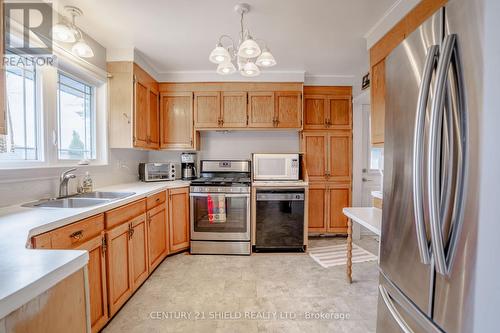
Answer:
xmin=0 ymin=149 xmax=147 ymax=207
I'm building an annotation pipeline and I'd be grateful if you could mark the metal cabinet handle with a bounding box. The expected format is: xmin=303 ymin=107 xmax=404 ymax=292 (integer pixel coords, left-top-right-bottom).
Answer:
xmin=379 ymin=285 xmax=414 ymax=333
xmin=70 ymin=230 xmax=83 ymax=240
xmin=428 ymin=34 xmax=468 ymax=276
xmin=412 ymin=44 xmax=439 ymax=265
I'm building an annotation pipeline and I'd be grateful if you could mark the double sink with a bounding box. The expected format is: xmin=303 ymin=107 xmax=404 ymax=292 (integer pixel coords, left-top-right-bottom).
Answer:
xmin=23 ymin=191 xmax=136 ymax=208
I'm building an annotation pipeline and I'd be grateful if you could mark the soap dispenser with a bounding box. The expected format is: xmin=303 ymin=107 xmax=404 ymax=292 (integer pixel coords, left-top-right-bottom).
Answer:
xmin=81 ymin=172 xmax=94 ymax=193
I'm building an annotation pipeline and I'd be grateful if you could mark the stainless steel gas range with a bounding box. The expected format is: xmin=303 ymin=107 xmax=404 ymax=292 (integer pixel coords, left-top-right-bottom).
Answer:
xmin=189 ymin=160 xmax=251 ymax=255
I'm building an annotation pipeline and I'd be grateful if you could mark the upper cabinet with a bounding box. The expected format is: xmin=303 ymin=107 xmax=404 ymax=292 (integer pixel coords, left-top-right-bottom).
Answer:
xmin=370 ymin=60 xmax=385 ymax=145
xmin=303 ymin=86 xmax=352 ymax=130
xmin=248 ymin=92 xmax=275 ymax=128
xmin=194 ymin=91 xmax=221 ymax=128
xmin=221 ymin=92 xmax=248 ymax=128
xmin=160 ymin=92 xmax=197 ymax=150
xmin=275 ymin=92 xmax=302 ymax=128
xmin=108 ymin=62 xmax=159 ymax=150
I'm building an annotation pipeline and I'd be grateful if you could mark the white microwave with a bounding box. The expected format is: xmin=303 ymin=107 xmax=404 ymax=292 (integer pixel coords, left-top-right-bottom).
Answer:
xmin=252 ymin=153 xmax=300 ymax=181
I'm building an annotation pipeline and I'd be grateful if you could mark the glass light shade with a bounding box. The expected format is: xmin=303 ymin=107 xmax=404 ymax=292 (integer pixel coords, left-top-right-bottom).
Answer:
xmin=256 ymin=50 xmax=276 ymax=67
xmin=217 ymin=62 xmax=236 ymax=75
xmin=72 ymin=39 xmax=94 ymax=58
xmin=209 ymin=45 xmax=231 ymax=64
xmin=237 ymin=37 xmax=261 ymax=58
xmin=52 ymin=23 xmax=76 ymax=43
xmin=241 ymin=61 xmax=260 ymax=77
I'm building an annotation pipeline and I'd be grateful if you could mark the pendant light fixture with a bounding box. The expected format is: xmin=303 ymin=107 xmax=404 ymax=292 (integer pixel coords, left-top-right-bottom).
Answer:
xmin=208 ymin=3 xmax=276 ymax=77
xmin=52 ymin=6 xmax=94 ymax=58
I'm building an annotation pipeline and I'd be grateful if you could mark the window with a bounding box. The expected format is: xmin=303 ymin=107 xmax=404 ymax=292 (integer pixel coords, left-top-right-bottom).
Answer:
xmin=370 ymin=147 xmax=384 ymax=171
xmin=57 ymin=72 xmax=96 ymax=160
xmin=0 ymin=63 xmax=39 ymax=160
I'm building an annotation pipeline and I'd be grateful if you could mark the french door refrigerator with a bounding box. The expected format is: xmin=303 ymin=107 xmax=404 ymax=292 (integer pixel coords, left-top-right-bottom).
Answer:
xmin=377 ymin=0 xmax=482 ymax=331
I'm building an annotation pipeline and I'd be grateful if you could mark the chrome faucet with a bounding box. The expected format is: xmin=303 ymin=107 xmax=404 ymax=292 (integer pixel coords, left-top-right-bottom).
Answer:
xmin=59 ymin=168 xmax=77 ymax=198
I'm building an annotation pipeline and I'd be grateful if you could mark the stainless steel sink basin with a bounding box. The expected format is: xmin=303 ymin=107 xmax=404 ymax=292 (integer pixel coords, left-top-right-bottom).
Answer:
xmin=74 ymin=191 xmax=136 ymax=200
xmin=22 ymin=191 xmax=136 ymax=208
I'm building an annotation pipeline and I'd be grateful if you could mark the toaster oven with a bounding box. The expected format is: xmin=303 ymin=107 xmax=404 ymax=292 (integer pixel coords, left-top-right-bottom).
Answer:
xmin=139 ymin=162 xmax=181 ymax=182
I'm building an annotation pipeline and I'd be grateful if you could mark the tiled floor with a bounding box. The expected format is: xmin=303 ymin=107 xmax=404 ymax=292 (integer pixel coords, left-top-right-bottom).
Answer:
xmin=102 ymin=236 xmax=379 ymax=333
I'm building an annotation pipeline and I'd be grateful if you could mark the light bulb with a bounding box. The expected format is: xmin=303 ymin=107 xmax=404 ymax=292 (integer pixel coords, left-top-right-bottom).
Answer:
xmin=72 ymin=39 xmax=94 ymax=58
xmin=256 ymin=50 xmax=276 ymax=67
xmin=238 ymin=37 xmax=261 ymax=58
xmin=209 ymin=45 xmax=231 ymax=64
xmin=53 ymin=23 xmax=76 ymax=43
xmin=216 ymin=62 xmax=236 ymax=75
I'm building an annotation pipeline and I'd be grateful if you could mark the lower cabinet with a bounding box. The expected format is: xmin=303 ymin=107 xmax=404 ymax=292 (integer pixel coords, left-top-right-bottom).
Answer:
xmin=147 ymin=202 xmax=169 ymax=270
xmin=105 ymin=221 xmax=133 ymax=317
xmin=30 ymin=186 xmax=190 ymax=329
xmin=308 ymin=182 xmax=351 ymax=234
xmin=168 ymin=187 xmax=190 ymax=253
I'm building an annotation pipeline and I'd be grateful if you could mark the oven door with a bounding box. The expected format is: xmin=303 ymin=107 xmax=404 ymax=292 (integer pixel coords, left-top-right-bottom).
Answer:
xmin=190 ymin=193 xmax=250 ymax=241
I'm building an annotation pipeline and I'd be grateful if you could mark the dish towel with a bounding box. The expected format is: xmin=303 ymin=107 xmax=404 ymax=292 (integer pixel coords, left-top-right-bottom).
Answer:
xmin=207 ymin=194 xmax=226 ymax=223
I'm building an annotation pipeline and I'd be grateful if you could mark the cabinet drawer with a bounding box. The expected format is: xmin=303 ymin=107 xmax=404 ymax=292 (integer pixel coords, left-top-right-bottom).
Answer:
xmin=146 ymin=191 xmax=166 ymax=210
xmin=105 ymin=199 xmax=146 ymax=229
xmin=50 ymin=214 xmax=104 ymax=249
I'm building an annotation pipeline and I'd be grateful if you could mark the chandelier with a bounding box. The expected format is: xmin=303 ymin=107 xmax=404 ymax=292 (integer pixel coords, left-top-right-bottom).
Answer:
xmin=52 ymin=6 xmax=94 ymax=58
xmin=209 ymin=3 xmax=276 ymax=77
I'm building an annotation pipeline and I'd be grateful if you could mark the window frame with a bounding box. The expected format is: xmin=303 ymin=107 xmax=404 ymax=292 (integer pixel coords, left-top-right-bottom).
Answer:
xmin=0 ymin=63 xmax=107 ymax=170
xmin=56 ymin=69 xmax=97 ymax=162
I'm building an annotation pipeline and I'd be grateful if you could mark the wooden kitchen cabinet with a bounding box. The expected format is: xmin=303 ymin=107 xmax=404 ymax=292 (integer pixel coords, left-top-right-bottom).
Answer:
xmin=160 ymin=92 xmax=197 ymax=150
xmin=301 ymin=130 xmax=352 ymax=182
xmin=147 ymin=202 xmax=169 ymax=271
xmin=370 ymin=59 xmax=386 ymax=145
xmin=168 ymin=187 xmax=190 ymax=253
xmin=130 ymin=213 xmax=149 ymax=289
xmin=105 ymin=221 xmax=133 ymax=316
xmin=194 ymin=91 xmax=221 ymax=128
xmin=303 ymin=86 xmax=352 ymax=130
xmin=221 ymin=91 xmax=248 ymax=128
xmin=248 ymin=92 xmax=275 ymax=128
xmin=275 ymin=91 xmax=302 ymax=128
xmin=31 ymin=214 xmax=108 ymax=333
xmin=307 ymin=182 xmax=351 ymax=234
xmin=108 ymin=62 xmax=159 ymax=149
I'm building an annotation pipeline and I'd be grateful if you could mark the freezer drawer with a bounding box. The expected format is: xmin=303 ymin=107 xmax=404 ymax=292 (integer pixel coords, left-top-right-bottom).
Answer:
xmin=376 ymin=273 xmax=442 ymax=333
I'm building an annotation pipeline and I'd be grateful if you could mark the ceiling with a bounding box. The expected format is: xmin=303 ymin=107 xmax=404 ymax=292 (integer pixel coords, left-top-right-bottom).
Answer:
xmin=57 ymin=0 xmax=396 ymax=78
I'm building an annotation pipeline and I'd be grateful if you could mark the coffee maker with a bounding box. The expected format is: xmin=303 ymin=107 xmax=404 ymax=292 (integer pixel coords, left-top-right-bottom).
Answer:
xmin=180 ymin=152 xmax=197 ymax=180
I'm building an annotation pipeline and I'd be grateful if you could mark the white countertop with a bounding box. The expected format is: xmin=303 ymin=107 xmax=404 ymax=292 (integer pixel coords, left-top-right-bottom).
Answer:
xmin=0 ymin=180 xmax=190 ymax=319
xmin=342 ymin=207 xmax=382 ymax=236
xmin=252 ymin=180 xmax=309 ymax=187
xmin=371 ymin=190 xmax=383 ymax=200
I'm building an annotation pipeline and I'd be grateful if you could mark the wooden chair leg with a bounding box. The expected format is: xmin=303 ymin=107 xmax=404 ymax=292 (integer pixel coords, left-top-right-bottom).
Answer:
xmin=347 ymin=218 xmax=353 ymax=283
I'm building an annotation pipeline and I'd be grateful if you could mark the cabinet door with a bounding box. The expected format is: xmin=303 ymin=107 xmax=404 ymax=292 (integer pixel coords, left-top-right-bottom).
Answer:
xmin=130 ymin=214 xmax=149 ymax=290
xmin=148 ymin=88 xmax=160 ymax=149
xmin=275 ymin=92 xmax=302 ymax=128
xmin=327 ymin=183 xmax=351 ymax=233
xmin=308 ymin=183 xmax=327 ymax=233
xmin=147 ymin=202 xmax=168 ymax=271
xmin=168 ymin=187 xmax=190 ymax=253
xmin=328 ymin=131 xmax=352 ymax=182
xmin=248 ymin=92 xmax=275 ymax=128
xmin=301 ymin=131 xmax=328 ymax=180
xmin=134 ymin=79 xmax=149 ymax=148
xmin=75 ymin=236 xmax=108 ymax=333
xmin=160 ymin=92 xmax=194 ymax=149
xmin=105 ymin=222 xmax=132 ymax=316
xmin=304 ymin=95 xmax=328 ymax=129
xmin=327 ymin=97 xmax=351 ymax=129
xmin=371 ymin=60 xmax=386 ymax=145
xmin=194 ymin=91 xmax=220 ymax=128
xmin=222 ymin=92 xmax=247 ymax=128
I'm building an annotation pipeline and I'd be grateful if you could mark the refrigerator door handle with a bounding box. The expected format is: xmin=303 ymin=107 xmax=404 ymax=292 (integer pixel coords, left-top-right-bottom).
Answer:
xmin=428 ymin=34 xmax=468 ymax=276
xmin=379 ymin=285 xmax=415 ymax=333
xmin=412 ymin=44 xmax=439 ymax=265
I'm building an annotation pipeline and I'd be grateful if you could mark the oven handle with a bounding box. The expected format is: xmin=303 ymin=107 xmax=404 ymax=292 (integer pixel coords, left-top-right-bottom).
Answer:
xmin=189 ymin=193 xmax=250 ymax=198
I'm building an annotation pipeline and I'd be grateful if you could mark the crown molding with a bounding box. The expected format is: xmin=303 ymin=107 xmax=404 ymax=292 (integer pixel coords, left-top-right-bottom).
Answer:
xmin=156 ymin=70 xmax=306 ymax=83
xmin=304 ymin=74 xmax=355 ymax=86
xmin=364 ymin=0 xmax=420 ymax=50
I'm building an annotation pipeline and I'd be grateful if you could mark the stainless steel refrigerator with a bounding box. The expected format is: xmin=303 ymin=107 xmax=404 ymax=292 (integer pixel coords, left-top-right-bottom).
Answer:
xmin=377 ymin=0 xmax=482 ymax=331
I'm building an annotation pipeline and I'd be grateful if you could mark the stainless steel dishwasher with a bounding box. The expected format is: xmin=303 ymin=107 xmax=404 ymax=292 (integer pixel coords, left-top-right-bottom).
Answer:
xmin=254 ymin=188 xmax=305 ymax=252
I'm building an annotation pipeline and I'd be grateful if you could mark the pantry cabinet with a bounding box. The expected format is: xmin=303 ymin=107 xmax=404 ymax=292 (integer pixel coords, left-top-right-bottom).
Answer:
xmin=160 ymin=92 xmax=198 ymax=150
xmin=168 ymin=187 xmax=190 ymax=253
xmin=108 ymin=62 xmax=159 ymax=150
xmin=307 ymin=182 xmax=351 ymax=234
xmin=302 ymin=130 xmax=352 ymax=182
xmin=303 ymin=86 xmax=352 ymax=130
